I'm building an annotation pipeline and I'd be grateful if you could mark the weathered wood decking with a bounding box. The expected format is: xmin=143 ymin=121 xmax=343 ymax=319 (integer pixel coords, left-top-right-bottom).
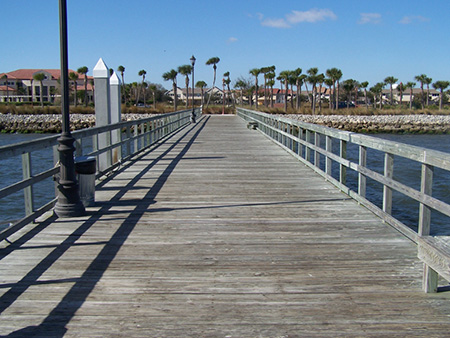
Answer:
xmin=1 ymin=115 xmax=449 ymax=337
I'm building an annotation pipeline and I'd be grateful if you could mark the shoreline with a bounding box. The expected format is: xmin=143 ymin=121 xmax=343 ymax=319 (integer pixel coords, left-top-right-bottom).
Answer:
xmin=0 ymin=113 xmax=449 ymax=134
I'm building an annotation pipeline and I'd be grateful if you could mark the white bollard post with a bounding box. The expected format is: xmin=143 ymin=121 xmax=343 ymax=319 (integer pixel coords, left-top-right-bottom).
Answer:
xmin=93 ymin=58 xmax=112 ymax=172
xmin=110 ymin=71 xmax=122 ymax=164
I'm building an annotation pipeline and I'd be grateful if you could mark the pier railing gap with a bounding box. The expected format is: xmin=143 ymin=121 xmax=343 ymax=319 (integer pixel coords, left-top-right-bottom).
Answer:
xmin=237 ymin=107 xmax=450 ymax=293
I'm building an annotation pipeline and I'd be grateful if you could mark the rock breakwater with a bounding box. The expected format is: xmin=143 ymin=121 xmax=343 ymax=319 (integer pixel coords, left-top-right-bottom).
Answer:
xmin=282 ymin=114 xmax=450 ymax=134
xmin=0 ymin=114 xmax=159 ymax=133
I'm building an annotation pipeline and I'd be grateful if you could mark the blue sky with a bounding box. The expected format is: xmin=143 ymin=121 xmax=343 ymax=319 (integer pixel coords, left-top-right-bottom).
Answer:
xmin=3 ymin=0 xmax=450 ymax=89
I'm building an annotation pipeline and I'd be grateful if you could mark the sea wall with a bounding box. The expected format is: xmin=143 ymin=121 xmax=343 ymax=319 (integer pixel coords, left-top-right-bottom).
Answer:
xmin=0 ymin=114 xmax=158 ymax=133
xmin=0 ymin=113 xmax=449 ymax=134
xmin=283 ymin=114 xmax=450 ymax=134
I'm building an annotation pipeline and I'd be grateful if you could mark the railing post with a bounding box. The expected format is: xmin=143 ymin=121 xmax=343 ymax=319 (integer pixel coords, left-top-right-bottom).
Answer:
xmin=418 ymin=162 xmax=438 ymax=293
xmin=383 ymin=153 xmax=394 ymax=215
xmin=140 ymin=123 xmax=145 ymax=150
xmin=126 ymin=125 xmax=131 ymax=157
xmin=94 ymin=58 xmax=112 ymax=172
xmin=325 ymin=136 xmax=332 ymax=176
xmin=306 ymin=130 xmax=312 ymax=163
xmin=134 ymin=123 xmax=139 ymax=152
xmin=358 ymin=145 xmax=367 ymax=198
xmin=75 ymin=138 xmax=82 ymax=157
xmin=110 ymin=71 xmax=122 ymax=164
xmin=314 ymin=132 xmax=320 ymax=168
xmin=146 ymin=121 xmax=151 ymax=146
xmin=418 ymin=163 xmax=433 ymax=236
xmin=22 ymin=152 xmax=34 ymax=216
xmin=298 ymin=128 xmax=304 ymax=158
xmin=340 ymin=140 xmax=347 ymax=185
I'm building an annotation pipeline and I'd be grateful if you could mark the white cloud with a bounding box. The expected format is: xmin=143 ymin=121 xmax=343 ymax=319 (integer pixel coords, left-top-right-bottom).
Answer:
xmin=358 ymin=13 xmax=382 ymax=24
xmin=286 ymin=9 xmax=337 ymax=24
xmin=258 ymin=8 xmax=337 ymax=29
xmin=227 ymin=37 xmax=238 ymax=43
xmin=399 ymin=15 xmax=430 ymax=24
xmin=261 ymin=18 xmax=291 ymax=28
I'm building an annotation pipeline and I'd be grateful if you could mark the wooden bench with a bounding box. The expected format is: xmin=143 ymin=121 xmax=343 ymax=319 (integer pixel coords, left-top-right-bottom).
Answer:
xmin=417 ymin=236 xmax=450 ymax=292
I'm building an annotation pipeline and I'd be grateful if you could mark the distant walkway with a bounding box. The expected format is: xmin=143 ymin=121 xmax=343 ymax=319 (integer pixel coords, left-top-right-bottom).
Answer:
xmin=1 ymin=115 xmax=449 ymax=337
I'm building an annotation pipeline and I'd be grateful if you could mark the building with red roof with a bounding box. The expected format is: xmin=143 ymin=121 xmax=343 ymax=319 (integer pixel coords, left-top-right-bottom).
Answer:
xmin=0 ymin=69 xmax=93 ymax=104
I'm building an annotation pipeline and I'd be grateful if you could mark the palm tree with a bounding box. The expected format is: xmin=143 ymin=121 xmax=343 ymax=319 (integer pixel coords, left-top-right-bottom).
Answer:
xmin=249 ymin=68 xmax=261 ymax=109
xmin=317 ymin=73 xmax=325 ymax=113
xmin=360 ymin=81 xmax=369 ymax=109
xmin=233 ymin=79 xmax=246 ymax=106
xmin=342 ymin=79 xmax=357 ymax=109
xmin=396 ymin=82 xmax=405 ymax=107
xmin=384 ymin=76 xmax=398 ymax=105
xmin=296 ymin=74 xmax=307 ymax=110
xmin=266 ymin=72 xmax=276 ymax=108
xmin=404 ymin=82 xmax=416 ymax=111
xmin=260 ymin=67 xmax=269 ymax=107
xmin=196 ymin=81 xmax=207 ymax=106
xmin=260 ymin=65 xmax=275 ymax=107
xmin=415 ymin=74 xmax=427 ymax=109
xmin=33 ymin=73 xmax=46 ymax=107
xmin=178 ymin=65 xmax=192 ymax=108
xmin=69 ymin=72 xmax=79 ymax=106
xmin=137 ymin=69 xmax=147 ymax=105
xmin=205 ymin=57 xmax=220 ymax=108
xmin=307 ymin=68 xmax=320 ymax=114
xmin=370 ymin=82 xmax=384 ymax=109
xmin=291 ymin=68 xmax=302 ymax=109
xmin=149 ymin=84 xmax=157 ymax=109
xmin=117 ymin=65 xmax=126 ymax=104
xmin=424 ymin=76 xmax=432 ymax=107
xmin=162 ymin=69 xmax=178 ymax=111
xmin=223 ymin=72 xmax=234 ymax=108
xmin=90 ymin=79 xmax=95 ymax=103
xmin=77 ymin=66 xmax=89 ymax=106
xmin=432 ymin=81 xmax=450 ymax=110
xmin=278 ymin=71 xmax=290 ymax=113
xmin=326 ymin=67 xmax=342 ymax=110
xmin=324 ymin=78 xmax=334 ymax=109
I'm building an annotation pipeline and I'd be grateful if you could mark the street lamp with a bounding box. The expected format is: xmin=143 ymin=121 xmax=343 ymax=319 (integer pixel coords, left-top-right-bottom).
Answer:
xmin=54 ymin=0 xmax=85 ymax=217
xmin=190 ymin=55 xmax=196 ymax=123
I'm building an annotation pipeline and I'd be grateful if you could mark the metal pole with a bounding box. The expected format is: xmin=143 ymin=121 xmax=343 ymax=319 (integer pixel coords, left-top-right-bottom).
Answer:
xmin=190 ymin=55 xmax=196 ymax=123
xmin=222 ymin=78 xmax=225 ymax=115
xmin=54 ymin=0 xmax=85 ymax=217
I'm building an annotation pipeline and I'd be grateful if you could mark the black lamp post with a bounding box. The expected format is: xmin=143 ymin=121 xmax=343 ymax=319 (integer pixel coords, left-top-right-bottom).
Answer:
xmin=190 ymin=55 xmax=196 ymax=123
xmin=54 ymin=0 xmax=85 ymax=217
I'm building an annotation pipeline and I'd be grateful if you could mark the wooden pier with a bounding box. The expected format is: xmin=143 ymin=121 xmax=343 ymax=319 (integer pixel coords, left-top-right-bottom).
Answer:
xmin=1 ymin=115 xmax=449 ymax=337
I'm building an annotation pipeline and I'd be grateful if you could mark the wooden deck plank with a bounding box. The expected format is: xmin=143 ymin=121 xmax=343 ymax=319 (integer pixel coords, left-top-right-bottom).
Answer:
xmin=0 ymin=115 xmax=449 ymax=337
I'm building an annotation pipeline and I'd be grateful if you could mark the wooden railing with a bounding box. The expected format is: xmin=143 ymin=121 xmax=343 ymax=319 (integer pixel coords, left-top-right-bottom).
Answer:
xmin=237 ymin=107 xmax=450 ymax=292
xmin=0 ymin=108 xmax=199 ymax=241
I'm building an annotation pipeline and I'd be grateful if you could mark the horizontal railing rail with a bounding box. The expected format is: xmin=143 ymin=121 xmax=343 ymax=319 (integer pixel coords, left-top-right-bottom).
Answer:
xmin=0 ymin=108 xmax=199 ymax=241
xmin=237 ymin=107 xmax=450 ymax=292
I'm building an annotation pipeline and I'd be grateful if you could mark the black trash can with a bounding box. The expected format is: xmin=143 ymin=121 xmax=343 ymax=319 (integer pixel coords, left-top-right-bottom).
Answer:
xmin=75 ymin=156 xmax=96 ymax=207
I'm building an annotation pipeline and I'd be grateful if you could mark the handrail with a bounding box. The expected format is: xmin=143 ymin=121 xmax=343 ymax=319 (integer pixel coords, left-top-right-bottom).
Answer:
xmin=237 ymin=107 xmax=450 ymax=292
xmin=0 ymin=108 xmax=200 ymax=240
xmin=237 ymin=107 xmax=450 ymax=241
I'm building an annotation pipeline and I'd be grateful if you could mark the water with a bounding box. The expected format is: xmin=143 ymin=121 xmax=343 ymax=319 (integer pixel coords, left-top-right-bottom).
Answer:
xmin=1 ymin=132 xmax=449 ymax=235
xmin=323 ymin=133 xmax=450 ymax=235
xmin=0 ymin=133 xmax=57 ymax=229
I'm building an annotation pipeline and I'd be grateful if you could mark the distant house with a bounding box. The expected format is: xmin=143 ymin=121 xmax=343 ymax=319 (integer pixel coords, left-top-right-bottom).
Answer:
xmin=0 ymin=69 xmax=94 ymax=103
xmin=382 ymin=87 xmax=439 ymax=105
xmin=164 ymin=86 xmax=224 ymax=105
